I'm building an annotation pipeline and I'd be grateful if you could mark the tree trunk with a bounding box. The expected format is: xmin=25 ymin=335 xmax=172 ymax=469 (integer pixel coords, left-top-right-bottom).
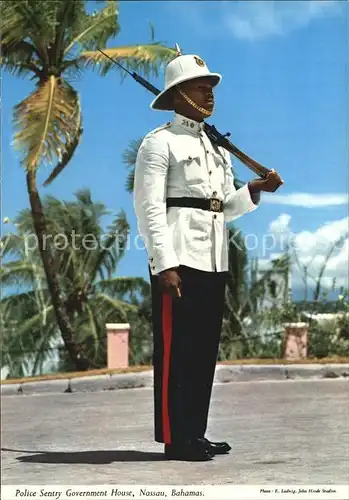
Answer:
xmin=26 ymin=170 xmax=90 ymax=371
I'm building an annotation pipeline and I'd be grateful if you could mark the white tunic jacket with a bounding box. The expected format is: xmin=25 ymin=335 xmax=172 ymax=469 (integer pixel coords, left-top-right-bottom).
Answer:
xmin=133 ymin=113 xmax=259 ymax=275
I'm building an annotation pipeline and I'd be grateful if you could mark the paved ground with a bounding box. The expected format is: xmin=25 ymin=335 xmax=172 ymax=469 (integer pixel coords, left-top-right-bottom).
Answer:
xmin=1 ymin=379 xmax=348 ymax=485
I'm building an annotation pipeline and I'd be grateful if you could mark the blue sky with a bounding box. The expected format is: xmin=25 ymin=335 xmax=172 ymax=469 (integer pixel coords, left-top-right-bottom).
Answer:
xmin=2 ymin=0 xmax=348 ymax=297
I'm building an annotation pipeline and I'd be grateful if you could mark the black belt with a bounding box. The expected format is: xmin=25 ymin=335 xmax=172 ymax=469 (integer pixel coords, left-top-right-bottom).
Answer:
xmin=166 ymin=197 xmax=223 ymax=213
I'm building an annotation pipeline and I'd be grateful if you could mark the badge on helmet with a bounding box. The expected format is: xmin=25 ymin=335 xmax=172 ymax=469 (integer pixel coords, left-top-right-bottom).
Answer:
xmin=149 ymin=45 xmax=222 ymax=111
xmin=194 ymin=56 xmax=205 ymax=67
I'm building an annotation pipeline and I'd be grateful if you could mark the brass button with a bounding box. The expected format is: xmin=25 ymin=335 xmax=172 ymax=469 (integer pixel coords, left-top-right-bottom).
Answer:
xmin=213 ymin=191 xmax=217 ymax=196
xmin=213 ymin=214 xmax=217 ymax=219
xmin=209 ymin=171 xmax=212 ymax=175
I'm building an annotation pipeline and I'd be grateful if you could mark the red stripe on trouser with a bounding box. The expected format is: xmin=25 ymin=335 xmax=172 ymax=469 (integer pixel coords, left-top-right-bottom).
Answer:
xmin=162 ymin=293 xmax=172 ymax=444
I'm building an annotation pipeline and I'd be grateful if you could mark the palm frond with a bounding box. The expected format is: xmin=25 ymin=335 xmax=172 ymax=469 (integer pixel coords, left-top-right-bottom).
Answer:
xmin=12 ymin=209 xmax=37 ymax=234
xmin=74 ymin=188 xmax=104 ymax=211
xmin=16 ymin=0 xmax=57 ymax=43
xmin=16 ymin=305 xmax=55 ymax=338
xmin=1 ymin=305 xmax=56 ymax=376
xmin=53 ymin=1 xmax=86 ymax=63
xmin=13 ymin=195 xmax=71 ymax=240
xmin=122 ymin=138 xmax=143 ymax=193
xmin=42 ymin=98 xmax=83 ymax=186
xmin=0 ymin=39 xmax=41 ymax=78
xmin=1 ymin=233 xmax=28 ymax=259
xmin=94 ymin=292 xmax=137 ymax=321
xmin=125 ymin=170 xmax=135 ymax=194
xmin=70 ymin=290 xmax=134 ymax=368
xmin=75 ymin=188 xmax=93 ymax=205
xmin=12 ymin=76 xmax=80 ymax=172
xmin=1 ymin=0 xmax=58 ymax=65
xmin=98 ymin=276 xmax=150 ymax=301
xmin=148 ymin=21 xmax=155 ymax=43
xmin=0 ymin=1 xmax=40 ymax=51
xmin=64 ymin=1 xmax=119 ymax=56
xmin=1 ymin=289 xmax=49 ymax=312
xmin=80 ymin=43 xmax=177 ymax=78
xmin=90 ymin=210 xmax=130 ymax=282
xmin=0 ymin=1 xmax=43 ymax=79
xmin=1 ymin=297 xmax=55 ymax=348
xmin=30 ymin=322 xmax=58 ymax=376
xmin=0 ymin=261 xmax=45 ymax=287
xmin=122 ymin=138 xmax=143 ymax=168
xmin=74 ymin=302 xmax=100 ymax=364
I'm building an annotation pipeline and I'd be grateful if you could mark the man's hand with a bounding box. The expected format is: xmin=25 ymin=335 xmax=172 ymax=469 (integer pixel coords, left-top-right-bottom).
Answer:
xmin=158 ymin=268 xmax=182 ymax=298
xmin=248 ymin=169 xmax=284 ymax=194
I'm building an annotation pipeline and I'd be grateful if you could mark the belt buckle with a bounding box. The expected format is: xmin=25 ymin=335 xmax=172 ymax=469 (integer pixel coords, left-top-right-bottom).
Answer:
xmin=210 ymin=198 xmax=222 ymax=212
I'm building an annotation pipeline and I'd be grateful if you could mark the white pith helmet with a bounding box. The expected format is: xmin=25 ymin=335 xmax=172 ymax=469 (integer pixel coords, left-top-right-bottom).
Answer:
xmin=150 ymin=44 xmax=222 ymax=111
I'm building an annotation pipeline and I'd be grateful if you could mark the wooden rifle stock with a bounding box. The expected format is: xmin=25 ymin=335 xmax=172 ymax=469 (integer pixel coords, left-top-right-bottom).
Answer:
xmin=203 ymin=123 xmax=270 ymax=178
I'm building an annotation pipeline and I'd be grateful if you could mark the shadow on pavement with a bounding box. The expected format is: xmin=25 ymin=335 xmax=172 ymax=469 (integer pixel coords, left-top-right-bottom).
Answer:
xmin=1 ymin=448 xmax=165 ymax=464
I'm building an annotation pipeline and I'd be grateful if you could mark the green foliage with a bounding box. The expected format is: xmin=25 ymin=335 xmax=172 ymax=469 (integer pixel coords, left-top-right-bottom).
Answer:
xmin=219 ymin=230 xmax=249 ymax=360
xmin=1 ymin=0 xmax=176 ymax=182
xmin=1 ymin=0 xmax=175 ymax=372
xmin=219 ymin=242 xmax=349 ymax=360
xmin=219 ymin=253 xmax=291 ymax=360
xmin=249 ymin=289 xmax=349 ymax=359
xmin=122 ymin=138 xmax=143 ymax=193
xmin=307 ymin=290 xmax=349 ymax=358
xmin=307 ymin=320 xmax=349 ymax=358
xmin=0 ymin=191 xmax=151 ymax=376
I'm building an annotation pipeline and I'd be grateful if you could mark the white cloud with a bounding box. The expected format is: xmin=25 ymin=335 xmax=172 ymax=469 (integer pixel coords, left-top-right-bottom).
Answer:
xmin=294 ymin=218 xmax=348 ymax=255
xmin=266 ymin=213 xmax=292 ymax=249
xmin=165 ymin=1 xmax=342 ymax=42
xmin=263 ymin=215 xmax=349 ymax=292
xmin=263 ymin=192 xmax=349 ymax=208
xmin=268 ymin=213 xmax=292 ymax=234
xmin=223 ymin=1 xmax=341 ymax=41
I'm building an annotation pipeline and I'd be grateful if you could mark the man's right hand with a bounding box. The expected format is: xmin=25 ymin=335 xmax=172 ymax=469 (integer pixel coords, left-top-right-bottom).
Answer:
xmin=248 ymin=169 xmax=284 ymax=194
xmin=158 ymin=268 xmax=182 ymax=297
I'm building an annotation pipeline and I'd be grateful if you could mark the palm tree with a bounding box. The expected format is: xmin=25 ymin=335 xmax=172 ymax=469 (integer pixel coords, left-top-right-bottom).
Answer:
xmin=1 ymin=0 xmax=176 ymax=370
xmin=0 ymin=189 xmax=151 ymax=375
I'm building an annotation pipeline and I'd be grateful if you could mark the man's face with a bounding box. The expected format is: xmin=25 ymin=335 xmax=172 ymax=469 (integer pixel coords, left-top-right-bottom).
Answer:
xmin=174 ymin=77 xmax=215 ymax=119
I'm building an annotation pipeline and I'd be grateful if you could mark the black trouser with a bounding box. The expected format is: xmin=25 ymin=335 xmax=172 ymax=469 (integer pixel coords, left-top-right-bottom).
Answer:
xmin=149 ymin=265 xmax=227 ymax=444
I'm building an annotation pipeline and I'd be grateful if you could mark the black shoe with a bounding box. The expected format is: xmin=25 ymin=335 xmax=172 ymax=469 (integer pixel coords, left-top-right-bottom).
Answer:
xmin=200 ymin=437 xmax=232 ymax=455
xmin=164 ymin=440 xmax=214 ymax=461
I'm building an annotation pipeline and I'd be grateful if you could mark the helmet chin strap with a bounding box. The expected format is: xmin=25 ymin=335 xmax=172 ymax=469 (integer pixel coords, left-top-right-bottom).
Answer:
xmin=177 ymin=88 xmax=212 ymax=117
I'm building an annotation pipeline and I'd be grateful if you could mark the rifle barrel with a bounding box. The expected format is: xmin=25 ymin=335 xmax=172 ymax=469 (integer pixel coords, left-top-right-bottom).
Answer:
xmin=97 ymin=48 xmax=271 ymax=179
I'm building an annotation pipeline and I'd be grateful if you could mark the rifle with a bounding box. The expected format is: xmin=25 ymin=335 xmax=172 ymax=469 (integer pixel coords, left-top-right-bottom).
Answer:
xmin=98 ymin=49 xmax=281 ymax=188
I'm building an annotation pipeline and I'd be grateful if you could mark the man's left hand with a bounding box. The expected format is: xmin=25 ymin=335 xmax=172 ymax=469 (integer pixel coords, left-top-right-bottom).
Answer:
xmin=248 ymin=169 xmax=284 ymax=194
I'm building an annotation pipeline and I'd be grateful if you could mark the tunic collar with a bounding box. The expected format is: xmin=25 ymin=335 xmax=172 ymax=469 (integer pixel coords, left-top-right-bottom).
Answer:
xmin=172 ymin=113 xmax=205 ymax=135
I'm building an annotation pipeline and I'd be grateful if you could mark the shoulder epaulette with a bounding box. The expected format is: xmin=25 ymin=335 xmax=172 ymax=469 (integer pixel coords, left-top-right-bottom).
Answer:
xmin=149 ymin=122 xmax=172 ymax=135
